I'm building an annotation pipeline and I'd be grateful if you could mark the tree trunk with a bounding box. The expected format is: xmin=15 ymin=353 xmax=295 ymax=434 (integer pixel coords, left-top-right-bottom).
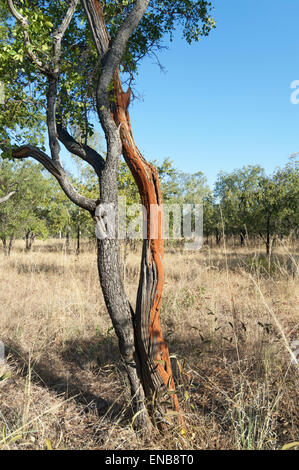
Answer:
xmin=240 ymin=229 xmax=246 ymax=247
xmin=2 ymin=237 xmax=7 ymax=256
xmin=8 ymin=234 xmax=14 ymax=256
xmin=76 ymin=224 xmax=81 ymax=254
xmin=25 ymin=231 xmax=29 ymax=251
xmin=25 ymin=231 xmax=35 ymax=251
xmin=215 ymin=228 xmax=221 ymax=246
xmin=82 ymin=0 xmax=182 ymax=431
xmin=65 ymin=227 xmax=70 ymax=253
xmin=96 ymin=238 xmax=150 ymax=432
xmin=112 ymin=74 xmax=182 ymax=427
xmin=96 ymin=145 xmax=151 ymax=433
xmin=2 ymin=235 xmax=14 ymax=256
xmin=122 ymin=239 xmax=129 ymax=285
xmin=266 ymin=216 xmax=270 ymax=257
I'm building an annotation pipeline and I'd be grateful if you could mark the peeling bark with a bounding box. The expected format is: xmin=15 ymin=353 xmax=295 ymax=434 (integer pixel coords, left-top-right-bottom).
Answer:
xmin=8 ymin=0 xmax=183 ymax=433
xmin=112 ymin=75 xmax=182 ymax=426
xmin=81 ymin=0 xmax=183 ymax=428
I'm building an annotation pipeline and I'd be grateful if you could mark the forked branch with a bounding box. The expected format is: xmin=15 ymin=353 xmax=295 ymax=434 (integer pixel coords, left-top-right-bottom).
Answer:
xmin=82 ymin=0 xmax=183 ymax=427
xmin=10 ymin=145 xmax=97 ymax=212
xmin=6 ymin=0 xmax=97 ymax=212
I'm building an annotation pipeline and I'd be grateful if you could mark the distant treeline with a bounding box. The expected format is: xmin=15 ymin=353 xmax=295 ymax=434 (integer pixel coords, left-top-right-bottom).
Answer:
xmin=0 ymin=157 xmax=298 ymax=256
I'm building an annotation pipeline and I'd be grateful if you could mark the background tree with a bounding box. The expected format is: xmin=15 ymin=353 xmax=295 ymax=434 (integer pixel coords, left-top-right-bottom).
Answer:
xmin=254 ymin=161 xmax=299 ymax=256
xmin=202 ymin=193 xmax=219 ymax=246
xmin=0 ymin=161 xmax=17 ymax=204
xmin=0 ymin=160 xmax=50 ymax=254
xmin=214 ymin=161 xmax=298 ymax=254
xmin=214 ymin=165 xmax=264 ymax=246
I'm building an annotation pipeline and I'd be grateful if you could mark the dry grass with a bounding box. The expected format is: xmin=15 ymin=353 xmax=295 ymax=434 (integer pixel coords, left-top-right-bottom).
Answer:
xmin=0 ymin=238 xmax=298 ymax=450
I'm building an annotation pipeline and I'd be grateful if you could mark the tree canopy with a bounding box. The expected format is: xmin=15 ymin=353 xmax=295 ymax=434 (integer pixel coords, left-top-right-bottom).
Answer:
xmin=0 ymin=0 xmax=215 ymax=156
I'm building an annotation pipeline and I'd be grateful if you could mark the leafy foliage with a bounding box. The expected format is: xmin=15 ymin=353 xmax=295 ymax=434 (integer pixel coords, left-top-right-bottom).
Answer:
xmin=214 ymin=159 xmax=299 ymax=252
xmin=0 ymin=0 xmax=215 ymax=154
xmin=0 ymin=160 xmax=51 ymax=248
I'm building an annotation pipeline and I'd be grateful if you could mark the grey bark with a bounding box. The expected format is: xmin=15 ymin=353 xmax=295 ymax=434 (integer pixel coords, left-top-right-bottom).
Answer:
xmin=86 ymin=0 xmax=152 ymax=431
xmin=96 ymin=237 xmax=149 ymax=431
xmin=76 ymin=224 xmax=81 ymax=254
xmin=25 ymin=230 xmax=35 ymax=251
xmin=94 ymin=128 xmax=150 ymax=431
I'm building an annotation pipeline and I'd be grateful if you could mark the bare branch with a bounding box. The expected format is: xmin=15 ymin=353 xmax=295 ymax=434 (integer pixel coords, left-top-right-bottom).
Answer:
xmin=57 ymin=123 xmax=105 ymax=175
xmin=11 ymin=144 xmax=62 ymax=177
xmin=11 ymin=145 xmax=97 ymax=212
xmin=52 ymin=0 xmax=79 ymax=73
xmin=0 ymin=191 xmax=16 ymax=204
xmin=100 ymin=0 xmax=150 ymax=88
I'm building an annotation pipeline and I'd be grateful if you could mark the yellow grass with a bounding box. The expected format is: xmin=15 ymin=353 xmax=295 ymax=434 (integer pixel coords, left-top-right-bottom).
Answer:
xmin=0 ymin=238 xmax=298 ymax=450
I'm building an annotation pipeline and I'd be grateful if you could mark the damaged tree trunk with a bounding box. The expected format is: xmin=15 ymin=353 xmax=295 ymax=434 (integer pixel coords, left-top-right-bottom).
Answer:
xmin=81 ymin=0 xmax=183 ymax=431
xmin=112 ymin=74 xmax=182 ymax=424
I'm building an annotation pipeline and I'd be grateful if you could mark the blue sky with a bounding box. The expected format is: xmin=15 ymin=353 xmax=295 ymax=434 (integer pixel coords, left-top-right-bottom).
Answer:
xmin=124 ymin=0 xmax=299 ymax=187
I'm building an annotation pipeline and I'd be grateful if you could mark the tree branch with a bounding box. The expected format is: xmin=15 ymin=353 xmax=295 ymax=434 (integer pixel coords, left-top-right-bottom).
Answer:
xmin=52 ymin=0 xmax=79 ymax=73
xmin=47 ymin=2 xmax=80 ymax=163
xmin=100 ymin=0 xmax=150 ymax=88
xmin=11 ymin=145 xmax=97 ymax=212
xmin=0 ymin=191 xmax=16 ymax=204
xmin=81 ymin=1 xmax=149 ymax=175
xmin=80 ymin=0 xmax=110 ymax=58
xmin=81 ymin=0 xmax=149 ymax=95
xmin=57 ymin=123 xmax=105 ymax=175
xmin=6 ymin=1 xmax=98 ymax=213
xmin=47 ymin=77 xmax=62 ymax=163
xmin=7 ymin=0 xmax=79 ymax=77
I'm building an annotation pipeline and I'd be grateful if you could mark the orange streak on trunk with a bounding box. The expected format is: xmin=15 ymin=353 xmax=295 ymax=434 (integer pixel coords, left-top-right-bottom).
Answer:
xmin=112 ymin=73 xmax=182 ymax=420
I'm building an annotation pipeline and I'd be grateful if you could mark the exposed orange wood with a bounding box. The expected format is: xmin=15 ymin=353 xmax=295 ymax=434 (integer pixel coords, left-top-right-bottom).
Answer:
xmin=112 ymin=72 xmax=182 ymax=423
